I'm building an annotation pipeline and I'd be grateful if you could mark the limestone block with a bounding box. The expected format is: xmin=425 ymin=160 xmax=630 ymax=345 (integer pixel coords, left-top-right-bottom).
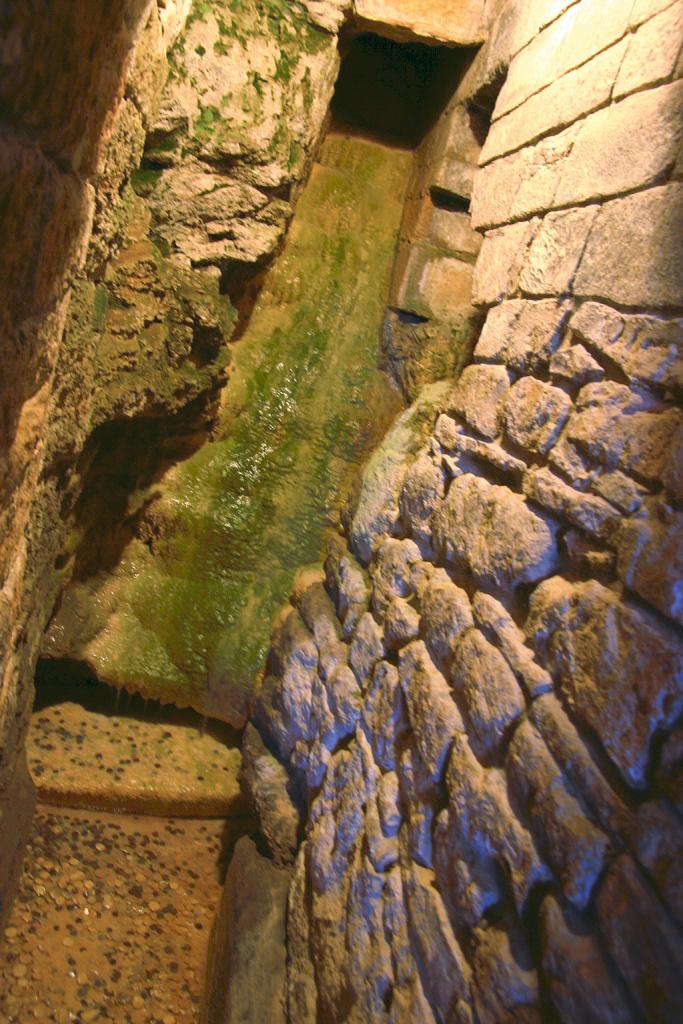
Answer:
xmin=519 ymin=205 xmax=599 ymax=295
xmin=435 ymin=733 xmax=551 ymax=925
xmin=503 ymin=376 xmax=571 ymax=455
xmin=429 ymin=209 xmax=482 ymax=259
xmin=474 ymin=298 xmax=569 ymax=374
xmin=441 ymin=433 xmax=527 ymax=481
xmin=241 ymin=724 xmax=300 ymax=865
xmin=419 ymin=568 xmax=474 ymax=668
xmin=629 ymin=800 xmax=683 ymax=926
xmin=435 ymin=474 xmax=559 ymax=589
xmin=618 ymin=508 xmax=683 ymax=626
xmin=664 ymin=423 xmax=683 ymax=504
xmin=530 ymin=694 xmax=630 ymax=838
xmin=349 ymin=612 xmax=385 ymax=690
xmin=470 ymin=924 xmax=540 ymax=1023
xmin=507 ymin=718 xmax=610 ymax=908
xmin=495 ymin=0 xmax=636 ymax=119
xmin=471 ymin=219 xmax=540 ymax=306
xmin=325 ymin=545 xmax=369 ymax=640
xmin=540 ymin=895 xmax=640 ymax=1024
xmin=528 ymin=577 xmax=683 ymax=788
xmin=370 ymin=538 xmax=422 ymax=617
xmin=450 ymin=364 xmax=511 ymax=440
xmin=377 ymin=772 xmax=401 ymax=837
xmin=364 ymin=799 xmax=399 ymax=872
xmin=397 ymin=247 xmax=474 ymax=319
xmin=351 ymin=383 xmax=451 ymax=563
xmin=360 ymin=661 xmax=407 ymax=773
xmin=615 ymin=1 xmax=683 ymax=98
xmin=400 ymin=856 xmax=474 ymax=1021
xmin=570 ymin=301 xmax=683 ymax=390
xmin=399 ymin=743 xmax=438 ymax=868
xmin=297 ymin=581 xmax=342 ymax=651
xmin=399 ymin=641 xmax=464 ymax=783
xmin=481 ymin=35 xmax=628 ymax=164
xmin=523 ymin=466 xmax=621 ymax=541
xmin=326 ymin=664 xmax=363 ymax=740
xmin=354 ymin=0 xmax=486 ymax=44
xmin=630 ymin=0 xmax=680 ymax=25
xmin=399 ymin=453 xmax=445 ymax=548
xmin=553 ymin=80 xmax=683 ymax=208
xmin=451 ymin=629 xmax=525 ymax=762
xmin=472 ymin=592 xmax=553 ymax=699
xmin=384 ymin=598 xmax=420 ymax=653
xmin=574 ymin=184 xmax=683 ymax=308
xmin=592 ymin=471 xmax=643 ymax=515
xmin=564 ymin=381 xmax=683 ymax=484
xmin=549 ymin=343 xmax=604 ymax=387
xmin=204 ymin=836 xmax=290 ymax=1024
xmin=597 ymin=856 xmax=683 ymax=1019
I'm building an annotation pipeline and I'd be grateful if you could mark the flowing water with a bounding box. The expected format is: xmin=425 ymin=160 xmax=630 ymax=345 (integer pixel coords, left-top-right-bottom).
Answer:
xmin=55 ymin=133 xmax=411 ymax=720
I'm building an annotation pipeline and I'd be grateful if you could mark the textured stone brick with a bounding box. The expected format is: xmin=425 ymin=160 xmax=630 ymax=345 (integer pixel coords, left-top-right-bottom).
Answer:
xmin=399 ymin=453 xmax=445 ymax=548
xmin=370 ymin=538 xmax=422 ymax=616
xmin=451 ymin=629 xmax=525 ymax=762
xmin=399 ymin=641 xmax=463 ymax=783
xmin=553 ymin=80 xmax=683 ymax=208
xmin=471 ymin=219 xmax=539 ymax=305
xmin=507 ymin=718 xmax=610 ymax=908
xmin=523 ymin=467 xmax=621 ymax=540
xmin=384 ymin=597 xmax=420 ymax=652
xmin=473 ymin=592 xmax=553 ymax=699
xmin=574 ymin=184 xmax=683 ymax=308
xmin=450 ymin=364 xmax=511 ymax=440
xmin=495 ymin=0 xmax=636 ymax=119
xmin=570 ymin=301 xmax=683 ymax=390
xmin=564 ymin=381 xmax=683 ymax=485
xmin=519 ymin=205 xmax=599 ymax=295
xmin=435 ymin=733 xmax=551 ymax=926
xmin=419 ymin=568 xmax=473 ymax=668
xmin=629 ymin=800 xmax=683 ymax=926
xmin=470 ymin=924 xmax=539 ymax=1022
xmin=530 ymin=694 xmax=630 ymax=838
xmin=618 ymin=509 xmax=683 ymax=626
xmin=549 ymin=343 xmax=604 ymax=387
xmin=481 ymin=35 xmax=627 ymax=164
xmin=441 ymin=435 xmax=527 ymax=481
xmin=598 ymin=856 xmax=683 ymax=1020
xmin=399 ymin=743 xmax=438 ymax=868
xmin=615 ymin=0 xmax=683 ymax=98
xmin=528 ymin=577 xmax=683 ymax=788
xmin=474 ymin=298 xmax=569 ymax=373
xmin=436 ymin=474 xmax=559 ymax=589
xmin=400 ymin=856 xmax=473 ymax=1021
xmin=360 ymin=660 xmax=407 ymax=773
xmin=540 ymin=896 xmax=639 ymax=1024
xmin=503 ymin=376 xmax=571 ymax=454
xmin=349 ymin=612 xmax=385 ymax=690
xmin=592 ymin=471 xmax=643 ymax=514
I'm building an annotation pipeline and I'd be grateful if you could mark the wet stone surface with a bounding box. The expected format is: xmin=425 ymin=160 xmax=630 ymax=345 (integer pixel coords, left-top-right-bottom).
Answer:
xmin=0 ymin=806 xmax=242 ymax=1023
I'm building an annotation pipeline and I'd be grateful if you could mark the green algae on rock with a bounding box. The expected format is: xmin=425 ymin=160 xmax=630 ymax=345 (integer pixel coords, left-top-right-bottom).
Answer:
xmin=46 ymin=134 xmax=410 ymax=723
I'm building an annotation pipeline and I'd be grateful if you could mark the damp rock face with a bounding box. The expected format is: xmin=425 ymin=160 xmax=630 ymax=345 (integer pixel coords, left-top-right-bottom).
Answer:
xmin=243 ymin=0 xmax=683 ymax=1020
xmin=45 ymin=134 xmax=408 ymax=724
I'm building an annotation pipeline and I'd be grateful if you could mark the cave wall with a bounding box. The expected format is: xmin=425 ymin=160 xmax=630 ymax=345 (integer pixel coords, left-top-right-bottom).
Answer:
xmin=0 ymin=0 xmax=347 ymax=929
xmin=248 ymin=1 xmax=683 ymax=1020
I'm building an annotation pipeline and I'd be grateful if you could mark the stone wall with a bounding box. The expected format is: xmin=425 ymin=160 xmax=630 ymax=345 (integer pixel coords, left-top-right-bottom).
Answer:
xmin=247 ymin=1 xmax=683 ymax=1020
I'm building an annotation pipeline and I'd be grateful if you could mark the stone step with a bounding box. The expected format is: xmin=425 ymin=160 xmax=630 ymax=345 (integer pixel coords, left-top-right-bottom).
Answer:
xmin=27 ymin=698 xmax=245 ymax=818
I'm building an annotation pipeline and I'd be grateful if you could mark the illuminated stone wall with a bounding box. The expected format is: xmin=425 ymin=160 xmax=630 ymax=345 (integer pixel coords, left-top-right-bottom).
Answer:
xmin=248 ymin=1 xmax=683 ymax=1019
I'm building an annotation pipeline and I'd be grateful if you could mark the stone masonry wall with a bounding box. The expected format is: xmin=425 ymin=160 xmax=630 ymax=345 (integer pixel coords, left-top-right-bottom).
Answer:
xmin=247 ymin=1 xmax=683 ymax=1020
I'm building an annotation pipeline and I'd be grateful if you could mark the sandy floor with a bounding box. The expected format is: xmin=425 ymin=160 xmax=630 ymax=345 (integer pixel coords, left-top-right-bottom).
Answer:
xmin=0 ymin=805 xmax=247 ymax=1024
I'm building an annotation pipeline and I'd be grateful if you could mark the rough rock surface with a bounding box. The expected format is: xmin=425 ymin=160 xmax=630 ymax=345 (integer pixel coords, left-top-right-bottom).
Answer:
xmin=243 ymin=1 xmax=683 ymax=1019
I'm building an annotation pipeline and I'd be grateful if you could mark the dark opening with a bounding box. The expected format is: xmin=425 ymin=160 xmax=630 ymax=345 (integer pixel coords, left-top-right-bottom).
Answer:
xmin=331 ymin=32 xmax=475 ymax=148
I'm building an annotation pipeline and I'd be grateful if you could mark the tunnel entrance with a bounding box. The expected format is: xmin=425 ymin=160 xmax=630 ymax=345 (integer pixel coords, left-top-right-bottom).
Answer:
xmin=331 ymin=30 xmax=474 ymax=147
